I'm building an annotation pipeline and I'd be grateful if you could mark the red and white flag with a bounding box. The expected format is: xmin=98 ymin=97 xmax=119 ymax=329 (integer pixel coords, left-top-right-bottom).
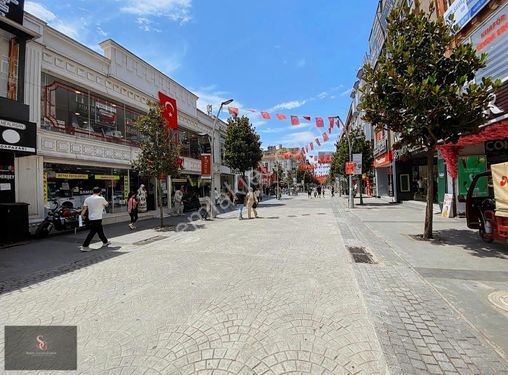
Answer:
xmin=316 ymin=117 xmax=324 ymax=128
xmin=305 ymin=145 xmax=309 ymax=153
xmin=291 ymin=116 xmax=300 ymax=126
xmin=158 ymin=91 xmax=178 ymax=129
xmin=323 ymin=132 xmax=329 ymax=142
xmin=276 ymin=113 xmax=287 ymax=120
xmin=310 ymin=142 xmax=314 ymax=151
xmin=228 ymin=107 xmax=239 ymax=116
xmin=303 ymin=116 xmax=311 ymax=121
xmin=315 ymin=138 xmax=321 ymax=146
xmin=261 ymin=112 xmax=271 ymax=120
xmin=328 ymin=117 xmax=335 ymax=128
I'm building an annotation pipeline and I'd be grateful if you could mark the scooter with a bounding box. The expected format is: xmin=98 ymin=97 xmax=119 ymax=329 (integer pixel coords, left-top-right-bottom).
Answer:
xmin=35 ymin=200 xmax=85 ymax=238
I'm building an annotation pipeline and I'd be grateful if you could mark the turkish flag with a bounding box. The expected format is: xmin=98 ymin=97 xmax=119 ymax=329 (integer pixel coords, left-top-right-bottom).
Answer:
xmin=323 ymin=132 xmax=329 ymax=142
xmin=301 ymin=147 xmax=306 ymax=154
xmin=315 ymin=138 xmax=321 ymax=146
xmin=228 ymin=107 xmax=239 ymax=116
xmin=328 ymin=128 xmax=332 ymax=134
xmin=159 ymin=92 xmax=178 ymax=129
xmin=310 ymin=142 xmax=314 ymax=151
xmin=261 ymin=112 xmax=271 ymax=120
xmin=328 ymin=117 xmax=335 ymax=128
xmin=291 ymin=116 xmax=300 ymax=126
xmin=316 ymin=117 xmax=324 ymax=127
xmin=276 ymin=113 xmax=287 ymax=120
xmin=303 ymin=116 xmax=311 ymax=121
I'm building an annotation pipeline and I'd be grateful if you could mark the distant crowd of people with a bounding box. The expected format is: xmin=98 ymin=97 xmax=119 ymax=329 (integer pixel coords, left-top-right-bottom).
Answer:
xmin=307 ymin=185 xmax=335 ymax=198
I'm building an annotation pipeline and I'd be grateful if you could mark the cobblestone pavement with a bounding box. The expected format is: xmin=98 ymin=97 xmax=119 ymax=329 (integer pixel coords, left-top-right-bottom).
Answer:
xmin=333 ymin=197 xmax=508 ymax=375
xmin=0 ymin=196 xmax=386 ymax=374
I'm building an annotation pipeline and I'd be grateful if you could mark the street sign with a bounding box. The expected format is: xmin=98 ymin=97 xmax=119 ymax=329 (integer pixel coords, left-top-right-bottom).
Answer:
xmin=345 ymin=162 xmax=354 ymax=175
xmin=353 ymin=153 xmax=362 ymax=174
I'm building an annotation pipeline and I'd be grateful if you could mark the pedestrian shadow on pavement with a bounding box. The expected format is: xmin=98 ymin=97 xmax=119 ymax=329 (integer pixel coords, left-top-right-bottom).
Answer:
xmin=432 ymin=229 xmax=508 ymax=259
xmin=0 ymin=247 xmax=127 ymax=295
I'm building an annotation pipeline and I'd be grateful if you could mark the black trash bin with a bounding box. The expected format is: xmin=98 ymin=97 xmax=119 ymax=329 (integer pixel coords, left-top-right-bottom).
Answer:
xmin=0 ymin=203 xmax=30 ymax=245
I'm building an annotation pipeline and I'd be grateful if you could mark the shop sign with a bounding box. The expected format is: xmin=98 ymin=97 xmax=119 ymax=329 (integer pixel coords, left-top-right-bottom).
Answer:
xmin=123 ymin=176 xmax=129 ymax=200
xmin=182 ymin=157 xmax=201 ymax=173
xmin=0 ymin=118 xmax=36 ymax=154
xmin=0 ymin=0 xmax=25 ymax=25
xmin=43 ymin=172 xmax=48 ymax=204
xmin=55 ymin=173 xmax=88 ymax=180
xmin=442 ymin=194 xmax=454 ymax=218
xmin=485 ymin=138 xmax=508 ymax=156
xmin=445 ymin=0 xmax=492 ymax=33
xmin=374 ymin=151 xmax=393 ymax=168
xmin=353 ymin=153 xmax=362 ymax=174
xmin=200 ymin=154 xmax=211 ymax=179
xmin=95 ymin=174 xmax=120 ymax=180
xmin=469 ymin=3 xmax=508 ymax=82
xmin=458 ymin=155 xmax=488 ymax=196
xmin=345 ymin=162 xmax=355 ymax=175
xmin=374 ymin=139 xmax=387 ymax=156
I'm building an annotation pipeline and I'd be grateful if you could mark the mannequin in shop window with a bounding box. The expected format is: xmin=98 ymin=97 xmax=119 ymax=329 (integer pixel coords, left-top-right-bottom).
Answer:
xmin=137 ymin=184 xmax=147 ymax=213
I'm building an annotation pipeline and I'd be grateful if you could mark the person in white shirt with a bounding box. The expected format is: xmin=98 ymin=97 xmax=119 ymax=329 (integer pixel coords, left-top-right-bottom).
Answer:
xmin=80 ymin=187 xmax=110 ymax=251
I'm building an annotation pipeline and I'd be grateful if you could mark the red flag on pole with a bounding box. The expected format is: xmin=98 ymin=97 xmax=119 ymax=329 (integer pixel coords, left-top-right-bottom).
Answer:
xmin=323 ymin=132 xmax=329 ymax=142
xmin=305 ymin=145 xmax=309 ymax=153
xmin=303 ymin=116 xmax=311 ymax=121
xmin=328 ymin=117 xmax=335 ymax=128
xmin=276 ymin=113 xmax=287 ymax=120
xmin=261 ymin=112 xmax=271 ymax=120
xmin=309 ymin=142 xmax=314 ymax=151
xmin=291 ymin=116 xmax=300 ymax=126
xmin=315 ymin=138 xmax=321 ymax=146
xmin=301 ymin=147 xmax=306 ymax=154
xmin=328 ymin=128 xmax=332 ymax=134
xmin=228 ymin=107 xmax=239 ymax=116
xmin=316 ymin=117 xmax=324 ymax=128
xmin=158 ymin=91 xmax=178 ymax=129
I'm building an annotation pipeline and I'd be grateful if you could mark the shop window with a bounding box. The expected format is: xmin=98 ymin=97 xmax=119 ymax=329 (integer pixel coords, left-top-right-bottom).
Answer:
xmin=0 ymin=29 xmax=19 ymax=100
xmin=41 ymin=73 xmax=144 ymax=146
xmin=44 ymin=163 xmax=131 ymax=214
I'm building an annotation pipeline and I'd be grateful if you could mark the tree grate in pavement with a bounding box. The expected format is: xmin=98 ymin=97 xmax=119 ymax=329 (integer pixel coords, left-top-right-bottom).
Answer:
xmin=347 ymin=246 xmax=375 ymax=264
xmin=132 ymin=236 xmax=167 ymax=246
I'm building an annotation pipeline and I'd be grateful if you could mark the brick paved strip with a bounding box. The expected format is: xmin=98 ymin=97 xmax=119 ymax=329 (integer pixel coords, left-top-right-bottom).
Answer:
xmin=333 ymin=200 xmax=508 ymax=375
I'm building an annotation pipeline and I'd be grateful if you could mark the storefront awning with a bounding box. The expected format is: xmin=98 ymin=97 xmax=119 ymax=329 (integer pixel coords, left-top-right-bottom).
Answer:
xmin=374 ymin=151 xmax=392 ymax=168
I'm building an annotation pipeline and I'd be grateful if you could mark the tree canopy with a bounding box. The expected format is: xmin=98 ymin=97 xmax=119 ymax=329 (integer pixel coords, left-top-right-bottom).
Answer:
xmin=224 ymin=116 xmax=263 ymax=176
xmin=330 ymin=128 xmax=373 ymax=180
xmin=359 ymin=5 xmax=498 ymax=239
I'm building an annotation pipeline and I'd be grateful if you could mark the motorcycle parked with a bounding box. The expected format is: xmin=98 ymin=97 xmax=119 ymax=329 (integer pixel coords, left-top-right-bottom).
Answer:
xmin=35 ymin=200 xmax=85 ymax=238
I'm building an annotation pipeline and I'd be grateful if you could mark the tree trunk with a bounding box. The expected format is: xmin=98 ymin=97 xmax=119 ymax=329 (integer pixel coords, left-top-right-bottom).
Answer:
xmin=423 ymin=147 xmax=435 ymax=239
xmin=157 ymin=178 xmax=164 ymax=228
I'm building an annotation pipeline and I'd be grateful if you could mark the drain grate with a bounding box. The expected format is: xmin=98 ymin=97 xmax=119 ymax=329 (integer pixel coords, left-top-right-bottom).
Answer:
xmin=347 ymin=246 xmax=375 ymax=264
xmin=133 ymin=236 xmax=167 ymax=246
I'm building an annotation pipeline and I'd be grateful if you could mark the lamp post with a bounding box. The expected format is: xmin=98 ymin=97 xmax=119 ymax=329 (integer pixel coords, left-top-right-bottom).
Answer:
xmin=336 ymin=116 xmax=354 ymax=209
xmin=209 ymin=98 xmax=233 ymax=219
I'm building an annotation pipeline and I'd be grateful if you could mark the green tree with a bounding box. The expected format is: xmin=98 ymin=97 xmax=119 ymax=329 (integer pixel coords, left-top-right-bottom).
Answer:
xmin=359 ymin=5 xmax=498 ymax=239
xmin=132 ymin=101 xmax=179 ymax=228
xmin=224 ymin=116 xmax=263 ymax=180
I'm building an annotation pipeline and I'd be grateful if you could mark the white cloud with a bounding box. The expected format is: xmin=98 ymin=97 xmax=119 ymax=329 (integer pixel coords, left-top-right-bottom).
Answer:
xmin=52 ymin=20 xmax=81 ymax=40
xmin=121 ymin=0 xmax=192 ymax=24
xmin=340 ymin=88 xmax=353 ymax=96
xmin=25 ymin=1 xmax=56 ymax=22
xmin=193 ymin=86 xmax=241 ymax=115
xmin=97 ymin=26 xmax=108 ymax=37
xmin=136 ymin=17 xmax=162 ymax=33
xmin=269 ymin=100 xmax=307 ymax=112
xmin=279 ymin=131 xmax=316 ymax=146
xmin=296 ymin=58 xmax=306 ymax=68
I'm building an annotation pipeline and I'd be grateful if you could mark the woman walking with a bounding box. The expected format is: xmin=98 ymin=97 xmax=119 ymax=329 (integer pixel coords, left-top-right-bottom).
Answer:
xmin=127 ymin=192 xmax=139 ymax=229
xmin=246 ymin=187 xmax=259 ymax=219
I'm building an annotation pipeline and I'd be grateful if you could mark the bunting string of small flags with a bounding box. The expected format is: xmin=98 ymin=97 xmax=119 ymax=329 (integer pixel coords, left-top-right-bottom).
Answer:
xmin=227 ymin=107 xmax=341 ymax=131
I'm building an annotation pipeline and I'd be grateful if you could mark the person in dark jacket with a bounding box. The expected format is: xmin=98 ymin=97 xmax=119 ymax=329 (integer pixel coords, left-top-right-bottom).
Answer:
xmin=235 ymin=191 xmax=247 ymax=220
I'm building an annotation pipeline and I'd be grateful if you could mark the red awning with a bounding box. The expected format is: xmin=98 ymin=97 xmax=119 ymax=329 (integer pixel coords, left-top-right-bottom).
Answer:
xmin=374 ymin=151 xmax=393 ymax=168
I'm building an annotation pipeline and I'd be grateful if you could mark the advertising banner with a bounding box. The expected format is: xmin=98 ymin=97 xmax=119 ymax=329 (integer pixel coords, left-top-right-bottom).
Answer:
xmin=458 ymin=155 xmax=488 ymax=197
xmin=55 ymin=173 xmax=88 ymax=180
xmin=468 ymin=3 xmax=508 ymax=82
xmin=94 ymin=175 xmax=120 ymax=180
xmin=491 ymin=161 xmax=508 ymax=217
xmin=352 ymin=153 xmax=362 ymax=175
xmin=345 ymin=162 xmax=354 ymax=175
xmin=445 ymin=0 xmax=492 ymax=32
xmin=0 ymin=118 xmax=36 ymax=154
xmin=200 ymin=154 xmax=211 ymax=179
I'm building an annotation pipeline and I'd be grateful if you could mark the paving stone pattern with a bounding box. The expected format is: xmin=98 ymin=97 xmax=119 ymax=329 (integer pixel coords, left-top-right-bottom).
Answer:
xmin=0 ymin=197 xmax=386 ymax=374
xmin=333 ymin=200 xmax=508 ymax=375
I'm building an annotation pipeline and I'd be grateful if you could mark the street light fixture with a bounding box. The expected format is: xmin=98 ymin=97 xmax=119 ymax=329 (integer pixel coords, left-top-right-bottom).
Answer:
xmin=209 ymin=99 xmax=234 ymax=219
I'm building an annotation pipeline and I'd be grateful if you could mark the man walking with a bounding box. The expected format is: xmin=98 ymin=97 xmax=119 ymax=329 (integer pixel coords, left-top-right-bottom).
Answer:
xmin=80 ymin=187 xmax=110 ymax=252
xmin=235 ymin=190 xmax=246 ymax=220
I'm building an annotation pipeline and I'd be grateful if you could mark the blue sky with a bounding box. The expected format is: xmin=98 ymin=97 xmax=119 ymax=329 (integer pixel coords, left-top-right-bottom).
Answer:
xmin=25 ymin=0 xmax=376 ymax=161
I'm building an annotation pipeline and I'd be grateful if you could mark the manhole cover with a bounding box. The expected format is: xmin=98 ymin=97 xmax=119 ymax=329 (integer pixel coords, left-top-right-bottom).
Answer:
xmin=347 ymin=246 xmax=375 ymax=264
xmin=488 ymin=291 xmax=508 ymax=312
xmin=132 ymin=236 xmax=167 ymax=246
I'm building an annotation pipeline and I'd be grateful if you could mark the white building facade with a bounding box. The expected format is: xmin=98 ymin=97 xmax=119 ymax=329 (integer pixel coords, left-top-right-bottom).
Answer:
xmin=19 ymin=13 xmax=231 ymax=223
